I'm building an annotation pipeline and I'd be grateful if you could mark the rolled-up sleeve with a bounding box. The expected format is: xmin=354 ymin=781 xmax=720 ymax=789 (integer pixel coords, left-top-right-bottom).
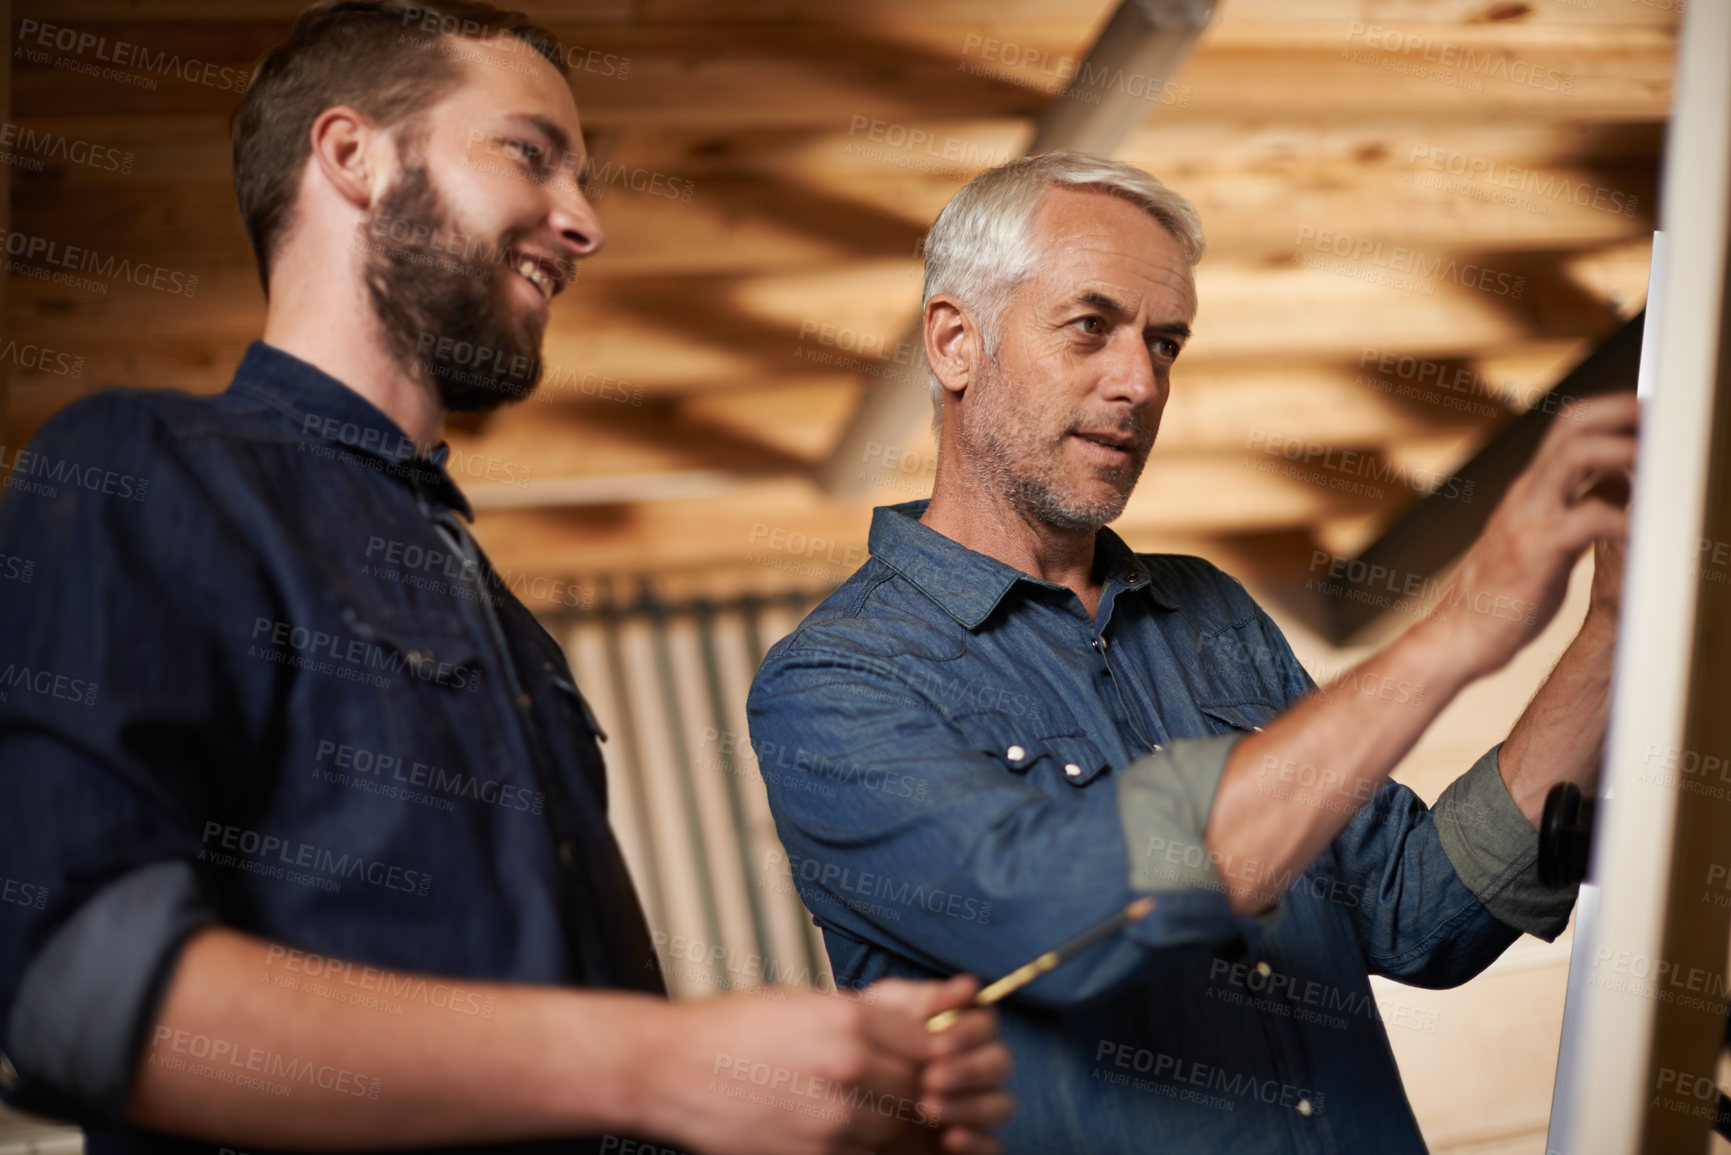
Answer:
xmin=1118 ymin=734 xmax=1244 ymax=893
xmin=1114 ymin=732 xmax=1299 ymax=946
xmin=1207 ymin=598 xmax=1573 ymax=969
xmin=0 ymin=396 xmax=272 ymax=1122
xmin=1321 ymin=742 xmax=1573 ymax=993
xmin=1432 ymin=742 xmax=1577 ymax=940
xmin=747 ymin=648 xmax=1258 ymax=1010
xmin=5 ymin=863 xmax=216 ymax=1120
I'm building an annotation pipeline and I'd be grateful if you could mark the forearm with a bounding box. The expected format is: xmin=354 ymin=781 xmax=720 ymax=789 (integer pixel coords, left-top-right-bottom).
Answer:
xmin=126 ymin=926 xmax=670 ymax=1149
xmin=1497 ymin=614 xmax=1615 ymax=827
xmin=1204 ymin=617 xmax=1476 ymax=912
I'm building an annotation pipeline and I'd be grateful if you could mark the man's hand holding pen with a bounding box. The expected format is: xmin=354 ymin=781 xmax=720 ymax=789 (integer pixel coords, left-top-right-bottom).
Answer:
xmin=873 ymin=974 xmax=1013 ymax=1155
xmin=653 ymin=973 xmax=1011 ymax=1155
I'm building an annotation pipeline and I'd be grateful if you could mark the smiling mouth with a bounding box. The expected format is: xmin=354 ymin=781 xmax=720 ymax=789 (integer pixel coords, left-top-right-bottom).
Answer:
xmin=507 ymin=250 xmax=561 ymax=304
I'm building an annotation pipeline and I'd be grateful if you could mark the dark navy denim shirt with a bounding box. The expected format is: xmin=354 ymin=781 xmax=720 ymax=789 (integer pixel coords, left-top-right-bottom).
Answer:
xmin=748 ymin=500 xmax=1577 ymax=1155
xmin=0 ymin=342 xmax=664 ymax=1154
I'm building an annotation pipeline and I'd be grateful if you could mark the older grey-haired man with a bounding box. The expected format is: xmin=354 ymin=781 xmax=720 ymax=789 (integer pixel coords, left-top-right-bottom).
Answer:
xmin=748 ymin=150 xmax=1633 ymax=1153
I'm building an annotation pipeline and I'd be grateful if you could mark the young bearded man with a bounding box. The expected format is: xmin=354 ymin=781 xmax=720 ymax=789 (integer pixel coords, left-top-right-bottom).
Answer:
xmin=0 ymin=4 xmax=1012 ymax=1153
xmin=747 ymin=152 xmax=1636 ymax=1154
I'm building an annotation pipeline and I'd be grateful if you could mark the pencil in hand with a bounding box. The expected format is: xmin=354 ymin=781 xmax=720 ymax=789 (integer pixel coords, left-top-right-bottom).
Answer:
xmin=925 ymin=896 xmax=1157 ymax=1032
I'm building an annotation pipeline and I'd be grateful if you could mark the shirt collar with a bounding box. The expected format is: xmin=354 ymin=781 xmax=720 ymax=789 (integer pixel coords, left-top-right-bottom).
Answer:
xmin=866 ymin=500 xmax=1179 ymax=630
xmin=227 ymin=340 xmax=473 ymax=520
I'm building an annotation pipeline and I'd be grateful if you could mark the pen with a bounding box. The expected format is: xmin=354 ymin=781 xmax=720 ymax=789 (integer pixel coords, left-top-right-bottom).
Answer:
xmin=926 ymin=896 xmax=1157 ymax=1031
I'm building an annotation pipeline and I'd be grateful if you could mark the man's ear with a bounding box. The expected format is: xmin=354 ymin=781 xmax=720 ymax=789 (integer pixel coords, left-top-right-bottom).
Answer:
xmin=924 ymin=293 xmax=981 ymax=399
xmin=308 ymin=104 xmax=391 ymax=211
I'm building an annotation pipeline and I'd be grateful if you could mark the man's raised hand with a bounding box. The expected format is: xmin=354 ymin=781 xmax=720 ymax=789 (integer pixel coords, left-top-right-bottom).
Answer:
xmin=1434 ymin=392 xmax=1637 ymax=680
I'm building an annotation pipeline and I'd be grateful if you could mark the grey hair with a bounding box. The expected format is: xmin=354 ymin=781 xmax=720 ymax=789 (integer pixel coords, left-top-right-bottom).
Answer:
xmin=920 ymin=150 xmax=1205 ymax=405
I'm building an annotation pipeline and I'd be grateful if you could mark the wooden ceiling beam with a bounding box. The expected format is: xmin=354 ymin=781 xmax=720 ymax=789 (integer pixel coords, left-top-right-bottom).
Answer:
xmin=8 ymin=100 xmax=1661 ymax=327
xmin=5 ymin=117 xmax=1663 ymax=184
xmin=464 ymin=449 xmax=1396 ymax=576
xmin=9 ymin=22 xmax=1673 ymax=124
xmin=5 ymin=250 xmax=1631 ymax=380
xmin=12 ymin=0 xmax=1684 ymax=26
xmin=8 ymin=162 xmax=1656 ymax=278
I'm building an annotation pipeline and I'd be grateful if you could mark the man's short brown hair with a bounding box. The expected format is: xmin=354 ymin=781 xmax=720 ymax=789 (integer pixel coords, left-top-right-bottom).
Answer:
xmin=232 ymin=1 xmax=567 ymax=295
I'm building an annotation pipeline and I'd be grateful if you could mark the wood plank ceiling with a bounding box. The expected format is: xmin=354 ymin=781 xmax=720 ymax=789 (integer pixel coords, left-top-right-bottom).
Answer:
xmin=5 ymin=0 xmax=1675 ymax=609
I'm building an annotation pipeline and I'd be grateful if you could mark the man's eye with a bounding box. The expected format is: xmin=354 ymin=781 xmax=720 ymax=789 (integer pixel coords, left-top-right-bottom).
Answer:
xmin=503 ymin=139 xmax=543 ymax=167
xmin=1077 ymin=316 xmax=1106 ymax=336
xmin=1152 ymin=337 xmax=1181 ymax=359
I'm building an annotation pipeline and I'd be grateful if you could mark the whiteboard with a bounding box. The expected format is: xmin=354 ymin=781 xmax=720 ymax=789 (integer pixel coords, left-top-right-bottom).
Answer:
xmin=1543 ymin=230 xmax=1665 ymax=1153
xmin=1545 ymin=0 xmax=1731 ymax=1144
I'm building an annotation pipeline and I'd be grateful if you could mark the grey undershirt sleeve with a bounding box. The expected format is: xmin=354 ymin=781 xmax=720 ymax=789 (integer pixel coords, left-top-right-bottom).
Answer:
xmin=5 ymin=860 xmax=217 ymax=1122
xmin=1118 ymin=733 xmax=1247 ymax=896
xmin=1433 ymin=742 xmax=1578 ymax=940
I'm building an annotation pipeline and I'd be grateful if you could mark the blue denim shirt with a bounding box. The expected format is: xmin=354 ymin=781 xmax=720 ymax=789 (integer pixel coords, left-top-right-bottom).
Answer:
xmin=748 ymin=500 xmax=1577 ymax=1155
xmin=0 ymin=342 xmax=664 ymax=1154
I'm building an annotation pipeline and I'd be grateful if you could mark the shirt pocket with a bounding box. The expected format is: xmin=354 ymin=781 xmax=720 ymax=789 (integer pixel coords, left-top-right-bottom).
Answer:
xmin=342 ymin=603 xmax=485 ymax=695
xmin=334 ymin=603 xmax=494 ymax=766
xmin=951 ymin=710 xmax=1113 ymax=787
xmin=1196 ymin=698 xmax=1281 ymax=735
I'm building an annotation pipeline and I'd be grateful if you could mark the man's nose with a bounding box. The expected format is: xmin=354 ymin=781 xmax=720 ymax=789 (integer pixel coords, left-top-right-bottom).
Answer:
xmin=1101 ymin=338 xmax=1162 ymax=408
xmin=550 ymin=186 xmax=606 ymax=260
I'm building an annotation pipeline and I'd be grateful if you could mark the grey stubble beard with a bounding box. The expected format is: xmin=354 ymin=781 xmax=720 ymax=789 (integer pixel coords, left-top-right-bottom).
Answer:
xmin=956 ymin=355 xmax=1149 ymax=533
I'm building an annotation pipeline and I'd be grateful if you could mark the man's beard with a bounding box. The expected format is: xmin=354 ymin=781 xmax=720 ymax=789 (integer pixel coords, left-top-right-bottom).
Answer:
xmin=958 ymin=356 xmax=1152 ymax=533
xmin=362 ymin=160 xmax=545 ymax=413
